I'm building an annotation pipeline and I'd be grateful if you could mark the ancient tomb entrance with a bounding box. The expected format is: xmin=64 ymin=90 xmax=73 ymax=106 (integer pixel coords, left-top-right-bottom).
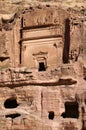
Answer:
xmin=61 ymin=101 xmax=79 ymax=118
xmin=33 ymin=51 xmax=47 ymax=71
xmin=4 ymin=98 xmax=19 ymax=109
xmin=39 ymin=62 xmax=46 ymax=71
xmin=48 ymin=111 xmax=55 ymax=120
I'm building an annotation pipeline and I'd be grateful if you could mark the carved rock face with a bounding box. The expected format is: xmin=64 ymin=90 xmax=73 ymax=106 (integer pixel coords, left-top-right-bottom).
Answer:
xmin=0 ymin=1 xmax=85 ymax=130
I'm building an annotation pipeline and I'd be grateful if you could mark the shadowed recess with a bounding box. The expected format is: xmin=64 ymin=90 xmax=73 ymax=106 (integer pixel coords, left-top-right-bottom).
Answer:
xmin=39 ymin=62 xmax=46 ymax=71
xmin=48 ymin=111 xmax=55 ymax=120
xmin=61 ymin=101 xmax=79 ymax=118
xmin=4 ymin=98 xmax=19 ymax=108
xmin=63 ymin=18 xmax=70 ymax=63
xmin=5 ymin=113 xmax=21 ymax=119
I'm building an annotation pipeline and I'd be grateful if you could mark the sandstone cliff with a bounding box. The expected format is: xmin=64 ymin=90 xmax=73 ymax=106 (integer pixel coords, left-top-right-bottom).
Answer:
xmin=0 ymin=0 xmax=85 ymax=130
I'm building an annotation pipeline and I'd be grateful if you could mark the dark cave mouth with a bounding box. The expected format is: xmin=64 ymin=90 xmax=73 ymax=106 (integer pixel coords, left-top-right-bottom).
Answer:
xmin=48 ymin=111 xmax=55 ymax=120
xmin=61 ymin=101 xmax=79 ymax=119
xmin=4 ymin=98 xmax=19 ymax=109
xmin=5 ymin=113 xmax=21 ymax=119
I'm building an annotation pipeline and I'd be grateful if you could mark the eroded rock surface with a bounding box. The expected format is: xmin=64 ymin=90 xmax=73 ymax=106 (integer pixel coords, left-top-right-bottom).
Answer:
xmin=0 ymin=0 xmax=85 ymax=130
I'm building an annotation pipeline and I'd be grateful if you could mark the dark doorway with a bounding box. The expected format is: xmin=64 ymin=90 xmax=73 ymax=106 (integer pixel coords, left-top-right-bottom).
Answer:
xmin=4 ymin=98 xmax=19 ymax=109
xmin=48 ymin=111 xmax=54 ymax=120
xmin=61 ymin=102 xmax=79 ymax=118
xmin=39 ymin=62 xmax=46 ymax=71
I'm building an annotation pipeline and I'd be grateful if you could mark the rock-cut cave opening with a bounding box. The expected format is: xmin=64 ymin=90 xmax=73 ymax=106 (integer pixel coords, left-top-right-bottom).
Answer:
xmin=48 ymin=111 xmax=55 ymax=120
xmin=4 ymin=98 xmax=19 ymax=109
xmin=61 ymin=101 xmax=79 ymax=118
xmin=5 ymin=113 xmax=21 ymax=119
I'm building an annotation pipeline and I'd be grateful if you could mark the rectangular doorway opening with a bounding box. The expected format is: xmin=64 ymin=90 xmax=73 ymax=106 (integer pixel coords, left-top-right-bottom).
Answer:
xmin=39 ymin=62 xmax=46 ymax=71
xmin=61 ymin=101 xmax=79 ymax=118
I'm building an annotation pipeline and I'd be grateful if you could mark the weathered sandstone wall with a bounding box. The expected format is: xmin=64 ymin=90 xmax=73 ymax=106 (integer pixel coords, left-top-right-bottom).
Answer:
xmin=0 ymin=1 xmax=85 ymax=130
